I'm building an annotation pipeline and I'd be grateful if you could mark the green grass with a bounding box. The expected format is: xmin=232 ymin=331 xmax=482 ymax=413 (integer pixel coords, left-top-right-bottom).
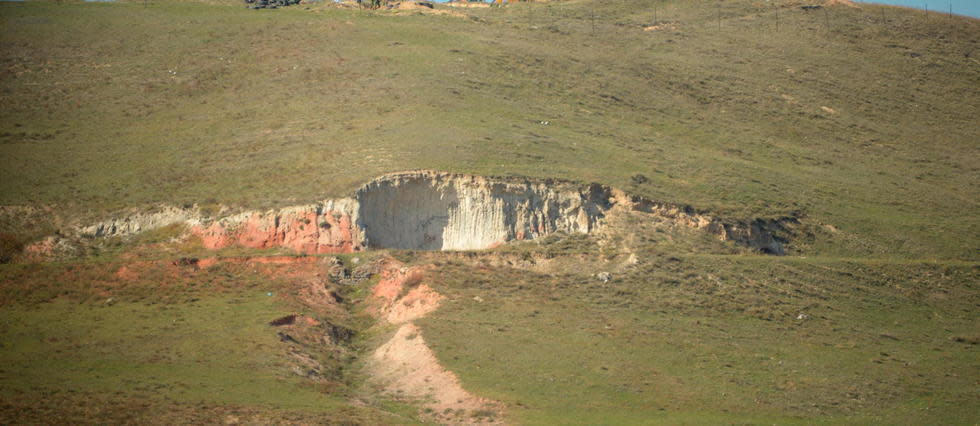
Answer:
xmin=0 ymin=0 xmax=977 ymax=259
xmin=0 ymin=295 xmax=406 ymax=423
xmin=1 ymin=297 xmax=314 ymax=405
xmin=0 ymin=256 xmax=417 ymax=423
xmin=0 ymin=0 xmax=978 ymax=423
xmin=2 ymin=242 xmax=976 ymax=423
xmin=419 ymin=253 xmax=979 ymax=424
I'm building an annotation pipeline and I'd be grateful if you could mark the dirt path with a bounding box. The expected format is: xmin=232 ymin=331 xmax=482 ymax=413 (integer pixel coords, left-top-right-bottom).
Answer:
xmin=366 ymin=259 xmax=504 ymax=424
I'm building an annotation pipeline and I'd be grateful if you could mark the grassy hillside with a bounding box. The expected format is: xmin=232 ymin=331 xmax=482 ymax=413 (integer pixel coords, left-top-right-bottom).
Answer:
xmin=0 ymin=254 xmax=414 ymax=424
xmin=0 ymin=228 xmax=975 ymax=424
xmin=419 ymin=253 xmax=979 ymax=423
xmin=412 ymin=216 xmax=978 ymax=423
xmin=1 ymin=0 xmax=977 ymax=259
xmin=0 ymin=0 xmax=977 ymax=424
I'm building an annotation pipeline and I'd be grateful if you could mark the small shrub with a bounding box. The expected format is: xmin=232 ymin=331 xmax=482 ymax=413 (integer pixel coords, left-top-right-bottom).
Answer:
xmin=951 ymin=335 xmax=979 ymax=345
xmin=471 ymin=409 xmax=496 ymax=418
xmin=0 ymin=232 xmax=25 ymax=263
xmin=396 ymin=269 xmax=426 ymax=299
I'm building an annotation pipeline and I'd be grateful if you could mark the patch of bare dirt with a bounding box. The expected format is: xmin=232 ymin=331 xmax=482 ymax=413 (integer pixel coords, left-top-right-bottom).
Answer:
xmin=446 ymin=1 xmax=489 ymax=7
xmin=369 ymin=324 xmax=502 ymax=424
xmin=20 ymin=235 xmax=76 ymax=262
xmin=370 ymin=260 xmax=417 ymax=305
xmin=365 ymin=256 xmax=503 ymax=422
xmin=368 ymin=259 xmax=437 ymax=321
xmin=386 ymin=283 xmax=443 ymax=324
xmin=388 ymin=2 xmax=468 ymax=17
xmin=367 ymin=258 xmax=444 ymax=324
xmin=825 ymin=0 xmax=860 ymax=8
xmin=643 ymin=22 xmax=678 ymax=32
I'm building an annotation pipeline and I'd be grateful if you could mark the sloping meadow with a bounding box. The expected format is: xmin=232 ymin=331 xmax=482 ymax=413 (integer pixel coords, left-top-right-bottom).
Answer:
xmin=0 ymin=0 xmax=977 ymax=423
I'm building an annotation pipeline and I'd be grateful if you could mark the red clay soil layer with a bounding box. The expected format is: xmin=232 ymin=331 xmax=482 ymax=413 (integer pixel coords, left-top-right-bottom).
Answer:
xmin=192 ymin=210 xmax=360 ymax=254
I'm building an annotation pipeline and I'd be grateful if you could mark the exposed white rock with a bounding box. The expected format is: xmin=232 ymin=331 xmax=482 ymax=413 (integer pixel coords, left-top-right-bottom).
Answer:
xmin=80 ymin=206 xmax=196 ymax=238
xmin=65 ymin=170 xmax=792 ymax=255
xmin=355 ymin=171 xmax=612 ymax=250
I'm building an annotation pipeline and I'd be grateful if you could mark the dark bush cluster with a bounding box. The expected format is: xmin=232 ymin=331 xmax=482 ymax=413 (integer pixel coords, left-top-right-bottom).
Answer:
xmin=244 ymin=0 xmax=302 ymax=9
xmin=0 ymin=232 xmax=24 ymax=263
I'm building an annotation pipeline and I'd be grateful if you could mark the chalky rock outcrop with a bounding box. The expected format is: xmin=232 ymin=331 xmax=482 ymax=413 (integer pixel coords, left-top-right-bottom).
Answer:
xmin=356 ymin=171 xmax=612 ymax=250
xmin=69 ymin=170 xmax=791 ymax=256
xmin=184 ymin=171 xmax=614 ymax=253
xmin=81 ymin=206 xmax=194 ymax=238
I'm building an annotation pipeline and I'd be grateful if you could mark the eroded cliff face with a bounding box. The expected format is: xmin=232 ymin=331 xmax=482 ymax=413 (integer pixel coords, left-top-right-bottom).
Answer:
xmin=622 ymin=195 xmax=790 ymax=255
xmin=189 ymin=199 xmax=362 ymax=254
xmin=356 ymin=171 xmax=612 ymax=251
xmin=58 ymin=170 xmax=791 ymax=256
xmin=80 ymin=206 xmax=194 ymax=238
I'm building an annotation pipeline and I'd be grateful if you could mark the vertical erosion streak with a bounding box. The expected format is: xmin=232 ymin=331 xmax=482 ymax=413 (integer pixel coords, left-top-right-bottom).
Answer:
xmin=355 ymin=172 xmax=606 ymax=251
xmin=442 ymin=186 xmax=508 ymax=250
